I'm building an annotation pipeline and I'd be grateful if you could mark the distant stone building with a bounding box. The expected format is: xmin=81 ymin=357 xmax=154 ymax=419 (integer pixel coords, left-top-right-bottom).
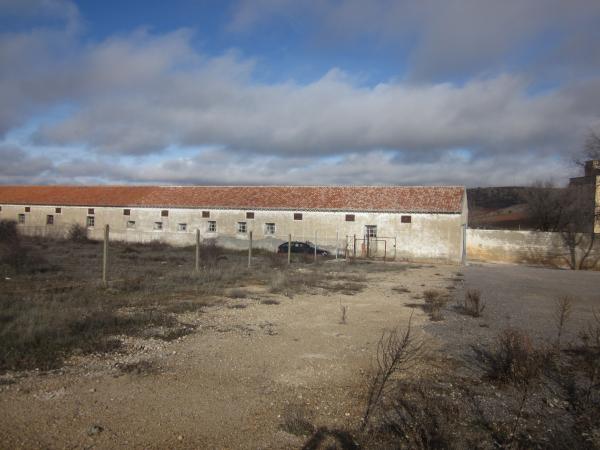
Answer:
xmin=569 ymin=160 xmax=600 ymax=233
xmin=0 ymin=185 xmax=468 ymax=264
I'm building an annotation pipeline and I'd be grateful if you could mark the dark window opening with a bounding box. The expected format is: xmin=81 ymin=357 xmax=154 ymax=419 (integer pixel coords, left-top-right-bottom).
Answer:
xmin=345 ymin=214 xmax=355 ymax=222
xmin=401 ymin=215 xmax=412 ymax=223
xmin=55 ymin=207 xmax=61 ymax=214
xmin=161 ymin=210 xmax=169 ymax=217
xmin=123 ymin=209 xmax=131 ymax=216
xmin=202 ymin=211 xmax=210 ymax=218
xmin=46 ymin=215 xmax=54 ymax=225
xmin=246 ymin=212 xmax=254 ymax=219
xmin=294 ymin=213 xmax=303 ymax=220
xmin=88 ymin=208 xmax=94 ymax=215
xmin=25 ymin=207 xmax=30 ymax=212
xmin=86 ymin=216 xmax=95 ymax=227
xmin=18 ymin=214 xmax=25 ymax=223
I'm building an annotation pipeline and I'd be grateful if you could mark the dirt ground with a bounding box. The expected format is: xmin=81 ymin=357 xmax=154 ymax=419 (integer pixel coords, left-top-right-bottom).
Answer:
xmin=0 ymin=260 xmax=455 ymax=449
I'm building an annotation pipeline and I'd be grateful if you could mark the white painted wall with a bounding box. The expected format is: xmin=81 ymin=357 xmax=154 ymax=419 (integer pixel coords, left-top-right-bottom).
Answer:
xmin=0 ymin=203 xmax=465 ymax=263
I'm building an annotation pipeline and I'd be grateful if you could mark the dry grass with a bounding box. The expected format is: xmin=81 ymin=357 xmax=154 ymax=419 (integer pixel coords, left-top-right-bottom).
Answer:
xmin=422 ymin=289 xmax=449 ymax=321
xmin=280 ymin=404 xmax=315 ymax=436
xmin=463 ymin=288 xmax=486 ymax=317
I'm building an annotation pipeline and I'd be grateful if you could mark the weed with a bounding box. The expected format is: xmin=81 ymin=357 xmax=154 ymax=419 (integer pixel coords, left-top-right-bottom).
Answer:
xmin=67 ymin=224 xmax=89 ymax=243
xmin=554 ymin=295 xmax=574 ymax=351
xmin=280 ymin=404 xmax=314 ymax=436
xmin=260 ymin=299 xmax=280 ymax=305
xmin=228 ymin=288 xmax=247 ymax=299
xmin=422 ymin=289 xmax=449 ymax=321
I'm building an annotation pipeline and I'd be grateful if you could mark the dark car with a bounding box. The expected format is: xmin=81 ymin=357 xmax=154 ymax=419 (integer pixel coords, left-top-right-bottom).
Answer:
xmin=277 ymin=241 xmax=329 ymax=256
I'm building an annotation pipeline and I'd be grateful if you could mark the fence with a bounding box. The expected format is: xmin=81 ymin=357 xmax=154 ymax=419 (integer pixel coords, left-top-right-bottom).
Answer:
xmin=12 ymin=225 xmax=400 ymax=285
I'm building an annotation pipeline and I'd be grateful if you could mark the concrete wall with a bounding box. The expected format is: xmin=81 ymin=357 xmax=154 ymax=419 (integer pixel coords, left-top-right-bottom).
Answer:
xmin=0 ymin=203 xmax=466 ymax=263
xmin=467 ymin=229 xmax=600 ymax=269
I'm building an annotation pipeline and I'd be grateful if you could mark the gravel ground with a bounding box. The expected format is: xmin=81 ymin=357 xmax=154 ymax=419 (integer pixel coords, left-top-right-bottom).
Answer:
xmin=427 ymin=262 xmax=600 ymax=367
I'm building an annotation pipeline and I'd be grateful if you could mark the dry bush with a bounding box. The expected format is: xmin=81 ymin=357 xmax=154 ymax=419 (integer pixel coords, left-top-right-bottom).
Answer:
xmin=260 ymin=299 xmax=280 ymax=305
xmin=422 ymin=289 xmax=448 ymax=321
xmin=464 ymin=289 xmax=485 ymax=317
xmin=227 ymin=288 xmax=247 ymax=299
xmin=0 ymin=219 xmax=18 ymax=242
xmin=477 ymin=328 xmax=548 ymax=386
xmin=362 ymin=314 xmax=422 ymax=430
xmin=554 ymin=295 xmax=573 ymax=351
xmin=280 ymin=404 xmax=314 ymax=436
xmin=339 ymin=302 xmax=348 ymax=324
xmin=381 ymin=382 xmax=461 ymax=450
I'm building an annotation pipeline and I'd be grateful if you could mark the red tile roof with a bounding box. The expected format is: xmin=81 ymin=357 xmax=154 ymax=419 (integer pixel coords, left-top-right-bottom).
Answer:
xmin=0 ymin=185 xmax=465 ymax=213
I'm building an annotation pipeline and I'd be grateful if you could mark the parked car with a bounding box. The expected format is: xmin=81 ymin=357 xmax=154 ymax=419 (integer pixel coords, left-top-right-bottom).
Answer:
xmin=277 ymin=241 xmax=329 ymax=256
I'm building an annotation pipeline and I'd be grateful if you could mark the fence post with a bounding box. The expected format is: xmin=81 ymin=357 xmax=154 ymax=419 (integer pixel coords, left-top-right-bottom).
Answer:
xmin=288 ymin=233 xmax=292 ymax=265
xmin=314 ymin=231 xmax=318 ymax=263
xmin=345 ymin=235 xmax=349 ymax=260
xmin=248 ymin=231 xmax=253 ymax=268
xmin=353 ymin=234 xmax=357 ymax=259
xmin=195 ymin=228 xmax=200 ymax=272
xmin=102 ymin=224 xmax=109 ymax=286
xmin=394 ymin=235 xmax=397 ymax=261
xmin=335 ymin=231 xmax=339 ymax=260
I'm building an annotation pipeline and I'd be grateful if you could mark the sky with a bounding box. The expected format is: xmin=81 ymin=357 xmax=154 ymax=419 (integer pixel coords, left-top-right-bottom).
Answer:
xmin=1 ymin=0 xmax=600 ymax=187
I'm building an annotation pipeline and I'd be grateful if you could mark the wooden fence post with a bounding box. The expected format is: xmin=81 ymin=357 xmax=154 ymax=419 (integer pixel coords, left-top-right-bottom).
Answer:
xmin=248 ymin=231 xmax=253 ymax=268
xmin=335 ymin=231 xmax=339 ymax=260
xmin=345 ymin=235 xmax=349 ymax=260
xmin=314 ymin=231 xmax=318 ymax=263
xmin=288 ymin=233 xmax=292 ymax=265
xmin=195 ymin=228 xmax=200 ymax=272
xmin=102 ymin=224 xmax=109 ymax=286
xmin=353 ymin=234 xmax=357 ymax=259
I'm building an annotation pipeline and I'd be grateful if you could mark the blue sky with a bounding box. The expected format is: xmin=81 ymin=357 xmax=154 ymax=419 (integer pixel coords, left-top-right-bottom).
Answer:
xmin=1 ymin=0 xmax=599 ymax=186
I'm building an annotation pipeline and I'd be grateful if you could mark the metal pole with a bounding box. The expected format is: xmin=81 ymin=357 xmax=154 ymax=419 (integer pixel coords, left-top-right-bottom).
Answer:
xmin=314 ymin=230 xmax=317 ymax=263
xmin=288 ymin=233 xmax=292 ymax=265
xmin=353 ymin=234 xmax=357 ymax=259
xmin=102 ymin=224 xmax=109 ymax=286
xmin=335 ymin=231 xmax=339 ymax=260
xmin=345 ymin=235 xmax=348 ymax=260
xmin=195 ymin=228 xmax=200 ymax=272
xmin=248 ymin=231 xmax=253 ymax=268
xmin=394 ymin=235 xmax=397 ymax=261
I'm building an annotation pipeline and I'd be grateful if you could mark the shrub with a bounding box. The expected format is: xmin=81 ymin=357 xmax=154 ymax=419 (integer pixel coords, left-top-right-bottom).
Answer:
xmin=67 ymin=224 xmax=89 ymax=243
xmin=478 ymin=328 xmax=548 ymax=386
xmin=280 ymin=404 xmax=314 ymax=436
xmin=464 ymin=289 xmax=485 ymax=317
xmin=228 ymin=288 xmax=247 ymax=299
xmin=0 ymin=220 xmax=19 ymax=243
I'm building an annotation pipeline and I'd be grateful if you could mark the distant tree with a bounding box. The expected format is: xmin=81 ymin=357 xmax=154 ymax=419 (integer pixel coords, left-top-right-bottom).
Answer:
xmin=574 ymin=130 xmax=600 ymax=167
xmin=521 ymin=181 xmax=567 ymax=232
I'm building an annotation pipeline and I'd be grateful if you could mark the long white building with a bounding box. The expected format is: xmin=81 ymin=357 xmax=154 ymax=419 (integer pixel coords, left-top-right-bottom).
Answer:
xmin=0 ymin=185 xmax=468 ymax=263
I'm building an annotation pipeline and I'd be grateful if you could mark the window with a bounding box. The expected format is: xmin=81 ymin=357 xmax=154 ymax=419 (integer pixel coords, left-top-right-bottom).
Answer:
xmin=123 ymin=209 xmax=131 ymax=216
xmin=237 ymin=222 xmax=247 ymax=233
xmin=153 ymin=222 xmax=163 ymax=230
xmin=401 ymin=215 xmax=412 ymax=223
xmin=265 ymin=223 xmax=276 ymax=235
xmin=246 ymin=212 xmax=254 ymax=219
xmin=365 ymin=225 xmax=377 ymax=238
xmin=177 ymin=223 xmax=187 ymax=232
xmin=88 ymin=208 xmax=94 ymax=215
xmin=207 ymin=221 xmax=217 ymax=232
xmin=46 ymin=215 xmax=54 ymax=225
xmin=18 ymin=214 xmax=25 ymax=224
xmin=161 ymin=210 xmax=169 ymax=217
xmin=55 ymin=207 xmax=62 ymax=214
xmin=25 ymin=207 xmax=30 ymax=212
xmin=202 ymin=211 xmax=210 ymax=218
xmin=294 ymin=213 xmax=303 ymax=221
xmin=126 ymin=220 xmax=136 ymax=229
xmin=86 ymin=216 xmax=95 ymax=227
xmin=345 ymin=214 xmax=355 ymax=222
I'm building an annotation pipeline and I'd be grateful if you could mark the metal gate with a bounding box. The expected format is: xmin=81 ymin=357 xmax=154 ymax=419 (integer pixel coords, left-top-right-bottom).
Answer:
xmin=346 ymin=235 xmax=397 ymax=260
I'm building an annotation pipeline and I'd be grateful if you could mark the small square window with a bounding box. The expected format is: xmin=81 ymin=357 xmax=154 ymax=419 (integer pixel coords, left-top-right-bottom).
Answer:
xmin=46 ymin=215 xmax=54 ymax=225
xmin=237 ymin=222 xmax=247 ymax=233
xmin=246 ymin=212 xmax=254 ymax=219
xmin=55 ymin=207 xmax=62 ymax=214
xmin=401 ymin=215 xmax=412 ymax=223
xmin=294 ymin=213 xmax=303 ymax=220
xmin=88 ymin=208 xmax=94 ymax=215
xmin=86 ymin=216 xmax=95 ymax=227
xmin=202 ymin=211 xmax=210 ymax=218
xmin=345 ymin=214 xmax=355 ymax=222
xmin=154 ymin=222 xmax=163 ymax=230
xmin=207 ymin=221 xmax=217 ymax=232
xmin=18 ymin=214 xmax=25 ymax=224
xmin=127 ymin=220 xmax=136 ymax=229
xmin=177 ymin=223 xmax=187 ymax=232
xmin=25 ymin=207 xmax=30 ymax=212
xmin=123 ymin=209 xmax=131 ymax=216
xmin=265 ymin=223 xmax=276 ymax=235
xmin=161 ymin=210 xmax=169 ymax=217
xmin=365 ymin=225 xmax=377 ymax=238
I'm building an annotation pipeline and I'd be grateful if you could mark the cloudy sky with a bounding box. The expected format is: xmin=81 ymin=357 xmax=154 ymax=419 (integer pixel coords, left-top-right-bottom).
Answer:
xmin=1 ymin=0 xmax=599 ymax=187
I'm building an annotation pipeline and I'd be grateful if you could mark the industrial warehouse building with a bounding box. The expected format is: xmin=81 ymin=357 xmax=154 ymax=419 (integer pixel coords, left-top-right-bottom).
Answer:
xmin=0 ymin=185 xmax=468 ymax=263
